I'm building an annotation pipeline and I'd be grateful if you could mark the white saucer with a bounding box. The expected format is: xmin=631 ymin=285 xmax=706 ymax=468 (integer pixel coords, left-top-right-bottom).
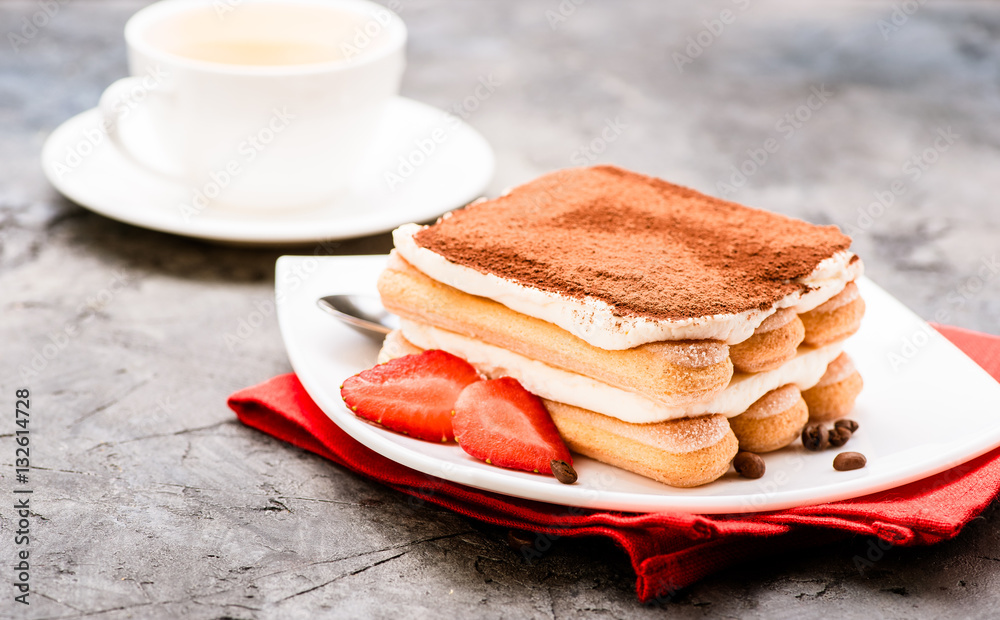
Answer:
xmin=41 ymin=97 xmax=494 ymax=245
xmin=276 ymin=255 xmax=1000 ymax=514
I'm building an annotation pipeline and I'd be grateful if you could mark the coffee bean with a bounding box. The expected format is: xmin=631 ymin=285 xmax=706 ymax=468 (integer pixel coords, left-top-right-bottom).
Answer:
xmin=833 ymin=452 xmax=866 ymax=471
xmin=801 ymin=422 xmax=829 ymax=451
xmin=835 ymin=419 xmax=859 ymax=433
xmin=733 ymin=451 xmax=765 ymax=479
xmin=506 ymin=529 xmax=535 ymax=553
xmin=550 ymin=459 xmax=578 ymax=484
xmin=828 ymin=426 xmax=852 ymax=447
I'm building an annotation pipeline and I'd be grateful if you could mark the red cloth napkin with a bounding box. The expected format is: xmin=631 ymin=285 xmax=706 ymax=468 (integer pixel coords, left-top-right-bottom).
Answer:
xmin=228 ymin=324 xmax=1000 ymax=602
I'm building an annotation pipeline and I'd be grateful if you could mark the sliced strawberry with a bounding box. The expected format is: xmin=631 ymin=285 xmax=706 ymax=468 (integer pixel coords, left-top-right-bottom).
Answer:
xmin=452 ymin=377 xmax=575 ymax=481
xmin=341 ymin=350 xmax=481 ymax=442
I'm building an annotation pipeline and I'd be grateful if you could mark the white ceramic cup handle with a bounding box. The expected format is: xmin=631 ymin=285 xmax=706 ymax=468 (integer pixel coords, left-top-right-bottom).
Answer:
xmin=98 ymin=76 xmax=178 ymax=179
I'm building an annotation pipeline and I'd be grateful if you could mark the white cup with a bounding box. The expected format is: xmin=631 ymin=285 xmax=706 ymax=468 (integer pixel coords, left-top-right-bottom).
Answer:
xmin=100 ymin=0 xmax=406 ymax=212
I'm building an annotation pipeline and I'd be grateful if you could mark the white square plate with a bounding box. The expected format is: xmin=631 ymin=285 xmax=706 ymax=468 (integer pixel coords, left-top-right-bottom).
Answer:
xmin=276 ymin=255 xmax=1000 ymax=513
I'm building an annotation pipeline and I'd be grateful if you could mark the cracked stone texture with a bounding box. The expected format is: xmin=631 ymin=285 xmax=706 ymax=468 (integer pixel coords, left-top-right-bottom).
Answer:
xmin=2 ymin=0 xmax=1000 ymax=618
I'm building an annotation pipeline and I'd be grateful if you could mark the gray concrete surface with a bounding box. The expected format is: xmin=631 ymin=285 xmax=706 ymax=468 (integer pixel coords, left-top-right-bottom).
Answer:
xmin=3 ymin=0 xmax=1000 ymax=618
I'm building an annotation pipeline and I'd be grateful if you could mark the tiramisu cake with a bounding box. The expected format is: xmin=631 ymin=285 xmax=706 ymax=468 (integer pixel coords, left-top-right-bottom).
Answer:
xmin=375 ymin=165 xmax=865 ymax=487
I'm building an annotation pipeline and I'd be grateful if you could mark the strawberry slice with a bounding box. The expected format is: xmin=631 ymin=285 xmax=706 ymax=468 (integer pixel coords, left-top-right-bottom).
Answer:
xmin=341 ymin=350 xmax=481 ymax=442
xmin=452 ymin=377 xmax=576 ymax=483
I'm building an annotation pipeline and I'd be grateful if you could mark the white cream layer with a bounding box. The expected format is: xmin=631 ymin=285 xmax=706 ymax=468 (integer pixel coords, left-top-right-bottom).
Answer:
xmin=394 ymin=223 xmax=864 ymax=349
xmin=400 ymin=320 xmax=844 ymax=424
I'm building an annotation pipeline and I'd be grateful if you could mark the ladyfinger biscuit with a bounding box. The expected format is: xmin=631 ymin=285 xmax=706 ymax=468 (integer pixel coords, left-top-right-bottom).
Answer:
xmin=379 ymin=254 xmax=734 ymax=406
xmin=727 ymin=384 xmax=809 ymax=453
xmin=800 ymin=281 xmax=865 ymax=347
xmin=376 ymin=331 xmax=738 ymax=488
xmin=801 ymin=352 xmax=863 ymax=422
xmin=399 ymin=319 xmax=845 ymax=424
xmin=729 ymin=308 xmax=805 ymax=374
xmin=544 ymin=401 xmax=739 ymax=488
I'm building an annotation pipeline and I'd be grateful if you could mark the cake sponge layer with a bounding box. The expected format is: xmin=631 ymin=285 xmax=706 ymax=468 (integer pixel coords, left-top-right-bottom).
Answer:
xmin=379 ymin=253 xmax=734 ymax=405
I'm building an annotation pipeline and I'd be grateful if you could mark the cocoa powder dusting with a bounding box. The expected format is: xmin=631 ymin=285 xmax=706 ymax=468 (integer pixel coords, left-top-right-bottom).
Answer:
xmin=413 ymin=166 xmax=853 ymax=320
